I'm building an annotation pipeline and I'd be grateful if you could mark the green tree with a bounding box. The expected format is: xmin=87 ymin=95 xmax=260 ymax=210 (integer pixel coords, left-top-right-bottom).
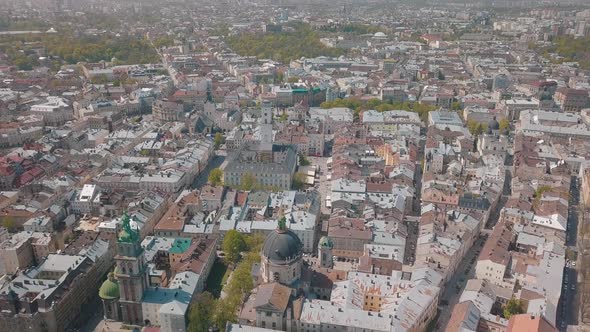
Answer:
xmin=292 ymin=172 xmax=307 ymax=190
xmin=287 ymin=76 xmax=300 ymax=83
xmin=208 ymin=168 xmax=223 ymax=186
xmin=228 ymin=264 xmax=254 ymax=301
xmin=244 ymin=233 xmax=265 ymax=252
xmin=226 ymin=23 xmax=345 ymax=63
xmin=210 ymin=234 xmax=262 ymax=329
xmin=240 ymin=172 xmax=257 ymax=191
xmin=222 ymin=229 xmax=246 ymax=265
xmin=499 ymin=118 xmax=510 ymax=132
xmin=367 ymin=98 xmax=383 ymax=109
xmin=214 ymin=132 xmax=224 ymax=149
xmin=533 ymin=185 xmax=552 ymax=198
xmin=188 ymin=292 xmax=216 ymax=332
xmin=467 ymin=119 xmax=488 ymax=136
xmin=503 ymin=298 xmax=525 ymax=319
xmin=213 ymin=297 xmax=237 ymax=329
xmin=451 ymin=101 xmax=462 ymax=111
xmin=13 ymin=55 xmax=35 ymax=70
xmin=299 ymin=154 xmax=311 ymax=166
xmin=153 ymin=36 xmax=175 ymax=49
xmin=91 ymin=74 xmax=109 ymax=84
xmin=1 ymin=217 xmax=17 ymax=232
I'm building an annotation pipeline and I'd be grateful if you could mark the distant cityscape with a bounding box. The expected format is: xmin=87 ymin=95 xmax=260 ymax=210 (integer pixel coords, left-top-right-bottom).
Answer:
xmin=0 ymin=1 xmax=589 ymax=332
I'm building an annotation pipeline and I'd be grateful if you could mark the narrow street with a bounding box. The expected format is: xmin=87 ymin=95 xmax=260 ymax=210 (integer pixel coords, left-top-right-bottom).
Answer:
xmin=485 ymin=166 xmax=512 ymax=230
xmin=558 ymin=176 xmax=581 ymax=331
xmin=192 ymin=154 xmax=225 ymax=189
xmin=435 ymin=234 xmax=488 ymax=330
xmin=435 ymin=155 xmax=512 ymax=329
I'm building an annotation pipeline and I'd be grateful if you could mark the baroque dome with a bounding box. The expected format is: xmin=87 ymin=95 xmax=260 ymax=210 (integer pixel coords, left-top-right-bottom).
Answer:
xmin=262 ymin=227 xmax=303 ymax=265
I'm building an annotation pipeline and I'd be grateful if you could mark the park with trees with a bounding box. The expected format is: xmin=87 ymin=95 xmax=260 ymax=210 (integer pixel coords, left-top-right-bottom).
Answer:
xmin=188 ymin=230 xmax=264 ymax=332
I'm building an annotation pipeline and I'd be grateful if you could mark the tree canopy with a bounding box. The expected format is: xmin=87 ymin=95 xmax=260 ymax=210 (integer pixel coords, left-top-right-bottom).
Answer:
xmin=1 ymin=217 xmax=17 ymax=232
xmin=222 ymin=229 xmax=246 ymax=265
xmin=292 ymin=172 xmax=307 ymax=190
xmin=299 ymin=154 xmax=311 ymax=166
xmin=187 ymin=292 xmax=216 ymax=332
xmin=467 ymin=119 xmax=488 ymax=136
xmin=214 ymin=132 xmax=224 ymax=149
xmin=188 ymin=234 xmax=264 ymax=330
xmin=153 ymin=35 xmax=175 ymax=49
xmin=503 ymin=298 xmax=525 ymax=319
xmin=0 ymin=33 xmax=160 ymax=70
xmin=208 ymin=168 xmax=223 ymax=186
xmin=499 ymin=118 xmax=510 ymax=132
xmin=226 ymin=23 xmax=345 ymax=63
xmin=240 ymin=172 xmax=257 ymax=191
xmin=540 ymin=35 xmax=590 ymax=69
xmin=319 ymin=23 xmax=384 ymax=35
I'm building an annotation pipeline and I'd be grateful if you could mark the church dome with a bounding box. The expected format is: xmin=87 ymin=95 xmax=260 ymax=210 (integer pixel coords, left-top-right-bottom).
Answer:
xmin=99 ymin=273 xmax=120 ymax=300
xmin=262 ymin=221 xmax=303 ymax=265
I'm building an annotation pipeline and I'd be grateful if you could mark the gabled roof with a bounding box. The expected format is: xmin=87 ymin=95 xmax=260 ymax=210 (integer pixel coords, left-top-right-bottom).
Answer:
xmin=253 ymin=282 xmax=291 ymax=313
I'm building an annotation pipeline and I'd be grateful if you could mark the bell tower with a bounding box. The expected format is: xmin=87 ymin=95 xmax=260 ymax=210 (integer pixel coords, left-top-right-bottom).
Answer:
xmin=114 ymin=212 xmax=147 ymax=325
xmin=318 ymin=236 xmax=334 ymax=268
xmin=259 ymin=107 xmax=273 ymax=152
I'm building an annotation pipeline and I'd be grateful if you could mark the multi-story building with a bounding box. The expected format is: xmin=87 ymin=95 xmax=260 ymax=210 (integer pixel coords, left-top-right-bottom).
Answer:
xmin=475 ymin=221 xmax=513 ymax=286
xmin=23 ymin=215 xmax=53 ymax=233
xmin=554 ymin=87 xmax=589 ymax=113
xmin=499 ymin=98 xmax=539 ymax=120
xmin=72 ymin=184 xmax=100 ymax=215
xmin=253 ymin=282 xmax=293 ymax=330
xmin=0 ymin=249 xmax=110 ymax=332
xmin=363 ymin=110 xmax=422 ymax=136
xmin=224 ymin=144 xmax=298 ymax=191
xmin=152 ymin=99 xmax=184 ymax=122
xmin=327 ymin=217 xmax=372 ymax=259
xmin=517 ymin=109 xmax=590 ymax=138
xmin=0 ymin=233 xmax=34 ymax=275
xmin=30 ymin=97 xmax=74 ymax=126
xmin=0 ymin=125 xmax=43 ymax=148
xmin=294 ymin=270 xmax=442 ymax=332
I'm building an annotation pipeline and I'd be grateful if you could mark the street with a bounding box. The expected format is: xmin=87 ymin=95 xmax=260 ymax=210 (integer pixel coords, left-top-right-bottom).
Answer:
xmin=485 ymin=167 xmax=511 ymax=230
xmin=435 ymin=234 xmax=488 ymax=330
xmin=557 ymin=176 xmax=581 ymax=331
xmin=192 ymin=154 xmax=225 ymax=189
xmin=307 ymin=156 xmax=331 ymax=216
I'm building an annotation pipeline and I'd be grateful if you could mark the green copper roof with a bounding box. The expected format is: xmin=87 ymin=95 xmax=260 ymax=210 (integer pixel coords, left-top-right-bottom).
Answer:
xmin=292 ymin=88 xmax=308 ymax=94
xmin=118 ymin=211 xmax=140 ymax=243
xmin=318 ymin=236 xmax=334 ymax=249
xmin=99 ymin=273 xmax=120 ymax=300
xmin=277 ymin=215 xmax=287 ymax=232
xmin=168 ymin=238 xmax=192 ymax=254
